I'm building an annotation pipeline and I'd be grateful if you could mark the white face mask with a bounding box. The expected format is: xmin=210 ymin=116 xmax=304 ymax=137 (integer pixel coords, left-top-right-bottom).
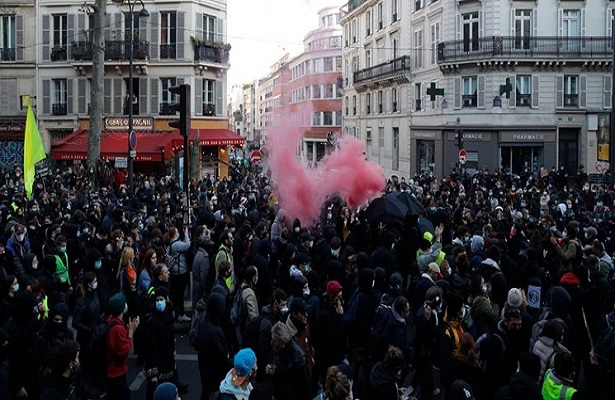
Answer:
xmin=294 ymin=227 xmax=300 ymax=233
xmin=331 ymin=249 xmax=340 ymax=257
xmin=303 ymin=287 xmax=311 ymax=297
xmin=16 ymin=233 xmax=25 ymax=242
xmin=562 ymin=231 xmax=568 ymax=238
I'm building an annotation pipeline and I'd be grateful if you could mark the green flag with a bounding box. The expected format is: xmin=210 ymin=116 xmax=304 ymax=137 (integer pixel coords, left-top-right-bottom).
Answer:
xmin=23 ymin=104 xmax=46 ymax=200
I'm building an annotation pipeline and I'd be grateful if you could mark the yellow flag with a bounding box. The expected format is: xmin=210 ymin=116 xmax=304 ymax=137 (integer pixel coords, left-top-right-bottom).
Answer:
xmin=23 ymin=104 xmax=46 ymax=200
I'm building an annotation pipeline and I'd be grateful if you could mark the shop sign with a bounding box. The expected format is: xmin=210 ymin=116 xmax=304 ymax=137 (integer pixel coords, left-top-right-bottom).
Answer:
xmin=512 ymin=133 xmax=544 ymax=141
xmin=105 ymin=117 xmax=153 ymax=131
xmin=414 ymin=132 xmax=436 ymax=139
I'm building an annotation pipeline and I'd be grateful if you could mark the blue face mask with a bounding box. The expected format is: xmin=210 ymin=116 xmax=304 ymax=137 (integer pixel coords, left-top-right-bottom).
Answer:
xmin=94 ymin=260 xmax=102 ymax=269
xmin=12 ymin=283 xmax=19 ymax=293
xmin=59 ymin=246 xmax=67 ymax=254
xmin=155 ymin=300 xmax=166 ymax=312
xmin=91 ymin=281 xmax=98 ymax=290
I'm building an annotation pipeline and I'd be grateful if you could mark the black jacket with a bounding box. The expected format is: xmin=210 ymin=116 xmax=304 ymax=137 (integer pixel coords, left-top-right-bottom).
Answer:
xmin=369 ymin=362 xmax=398 ymax=400
xmin=494 ymin=371 xmax=542 ymax=400
xmin=142 ymin=306 xmax=176 ymax=377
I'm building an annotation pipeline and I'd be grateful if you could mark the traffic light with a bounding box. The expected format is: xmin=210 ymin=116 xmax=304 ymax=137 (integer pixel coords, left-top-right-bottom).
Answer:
xmin=456 ymin=129 xmax=464 ymax=149
xmin=168 ymin=84 xmax=191 ymax=137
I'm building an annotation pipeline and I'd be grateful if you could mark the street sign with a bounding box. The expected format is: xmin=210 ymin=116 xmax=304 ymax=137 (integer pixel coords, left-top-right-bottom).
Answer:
xmin=250 ymin=150 xmax=263 ymax=163
xmin=115 ymin=157 xmax=128 ymax=168
xmin=129 ymin=130 xmax=137 ymax=150
xmin=458 ymin=148 xmax=467 ymax=164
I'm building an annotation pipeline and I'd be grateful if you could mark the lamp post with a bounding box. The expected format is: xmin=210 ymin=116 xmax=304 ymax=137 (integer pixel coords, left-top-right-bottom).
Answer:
xmin=112 ymin=0 xmax=149 ymax=195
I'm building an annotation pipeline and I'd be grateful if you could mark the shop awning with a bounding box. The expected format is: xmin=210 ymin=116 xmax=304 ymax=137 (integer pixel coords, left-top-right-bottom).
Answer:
xmin=170 ymin=128 xmax=245 ymax=148
xmin=51 ymin=129 xmax=170 ymax=162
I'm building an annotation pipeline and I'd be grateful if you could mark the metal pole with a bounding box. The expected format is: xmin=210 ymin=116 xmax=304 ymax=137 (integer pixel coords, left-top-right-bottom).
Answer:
xmin=127 ymin=4 xmax=134 ymax=194
xmin=184 ymin=134 xmax=189 ymax=200
xmin=88 ymin=0 xmax=105 ymax=179
xmin=611 ymin=16 xmax=615 ymax=183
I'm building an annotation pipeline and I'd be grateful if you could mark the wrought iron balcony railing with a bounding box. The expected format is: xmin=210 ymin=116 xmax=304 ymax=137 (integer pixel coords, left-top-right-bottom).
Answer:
xmin=51 ymin=46 xmax=67 ymax=62
xmin=194 ymin=43 xmax=230 ymax=64
xmin=159 ymin=102 xmax=174 ymax=115
xmin=71 ymin=42 xmax=93 ymax=61
xmin=564 ymin=94 xmax=579 ymax=108
xmin=160 ymin=44 xmax=177 ymax=59
xmin=353 ymin=55 xmax=411 ymax=85
xmin=347 ymin=0 xmax=367 ymax=12
xmin=52 ymin=103 xmax=67 ymax=115
xmin=462 ymin=94 xmax=477 ymax=107
xmin=517 ymin=94 xmax=531 ymax=107
xmin=438 ymin=36 xmax=612 ymax=64
xmin=203 ymin=103 xmax=216 ymax=116
xmin=0 ymin=48 xmax=15 ymax=61
xmin=104 ymin=41 xmax=149 ymax=61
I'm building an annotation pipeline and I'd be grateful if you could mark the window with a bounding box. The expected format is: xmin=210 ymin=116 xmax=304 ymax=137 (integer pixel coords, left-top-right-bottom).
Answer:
xmin=352 ymin=95 xmax=356 ymax=115
xmin=417 ymin=141 xmax=435 ymax=174
xmin=392 ymin=88 xmax=398 ymax=112
xmin=564 ymin=75 xmax=578 ymax=107
xmin=392 ymin=127 xmax=399 ymax=171
xmin=53 ymin=14 xmax=67 ymax=47
xmin=561 ymin=10 xmax=581 ymax=52
xmin=392 ymin=0 xmax=399 ymax=21
xmin=160 ymin=12 xmax=177 ymax=59
xmin=314 ymin=58 xmax=323 ymax=73
xmin=378 ymin=90 xmax=383 ymax=113
xmin=392 ymin=37 xmax=399 ymax=59
xmin=324 ymin=57 xmax=334 ymax=71
xmin=415 ymin=83 xmax=422 ymax=111
xmin=351 ymin=19 xmax=357 ymax=43
xmin=430 ymin=22 xmax=440 ymax=65
xmin=324 ymin=84 xmax=333 ymax=98
xmin=323 ymin=112 xmax=333 ymax=126
xmin=366 ymin=93 xmax=371 ymax=114
xmin=52 ymin=79 xmax=67 ymax=115
xmin=312 ymin=85 xmax=321 ymax=99
xmin=377 ymin=3 xmax=384 ymax=30
xmin=312 ymin=112 xmax=320 ymax=126
xmin=462 ymin=76 xmax=478 ymax=107
xmin=516 ymin=75 xmax=531 ymax=107
xmin=160 ymin=78 xmax=177 ymax=114
xmin=123 ymin=11 xmax=142 ymax=39
xmin=416 ymin=0 xmax=423 ymax=12
xmin=344 ymin=24 xmax=349 ymax=46
xmin=366 ymin=49 xmax=372 ymax=68
xmin=514 ymin=10 xmax=532 ymax=49
xmin=366 ymin=11 xmax=372 ymax=36
xmin=414 ymin=30 xmax=423 ymax=69
xmin=203 ymin=79 xmax=216 ymax=115
xmin=0 ymin=15 xmax=15 ymax=61
xmin=463 ymin=12 xmax=479 ymax=52
xmin=345 ymin=96 xmax=349 ymax=115
xmin=202 ymin=14 xmax=218 ymax=42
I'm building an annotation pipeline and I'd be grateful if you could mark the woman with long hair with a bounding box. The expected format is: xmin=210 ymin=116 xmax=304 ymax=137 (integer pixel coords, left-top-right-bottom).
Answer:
xmin=138 ymin=248 xmax=157 ymax=296
xmin=441 ymin=332 xmax=485 ymax=399
xmin=117 ymin=246 xmax=138 ymax=316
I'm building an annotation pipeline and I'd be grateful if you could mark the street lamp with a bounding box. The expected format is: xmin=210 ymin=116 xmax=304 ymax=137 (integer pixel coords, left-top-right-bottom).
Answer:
xmin=112 ymin=0 xmax=149 ymax=195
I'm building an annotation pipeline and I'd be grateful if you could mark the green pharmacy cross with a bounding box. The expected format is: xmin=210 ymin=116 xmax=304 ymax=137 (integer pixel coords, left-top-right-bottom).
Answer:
xmin=426 ymin=82 xmax=444 ymax=101
xmin=500 ymin=78 xmax=512 ymax=99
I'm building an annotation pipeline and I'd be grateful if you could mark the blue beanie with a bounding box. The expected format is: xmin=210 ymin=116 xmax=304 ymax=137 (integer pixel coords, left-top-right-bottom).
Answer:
xmin=234 ymin=348 xmax=256 ymax=376
xmin=153 ymin=382 xmax=178 ymax=400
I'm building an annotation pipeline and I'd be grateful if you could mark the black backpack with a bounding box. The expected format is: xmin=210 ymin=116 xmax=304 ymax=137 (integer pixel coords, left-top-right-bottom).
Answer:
xmin=368 ymin=303 xmax=393 ymax=362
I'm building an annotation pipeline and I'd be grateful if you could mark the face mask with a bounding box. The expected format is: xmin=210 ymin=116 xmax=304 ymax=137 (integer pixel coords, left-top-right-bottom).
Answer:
xmin=562 ymin=231 xmax=568 ymax=238
xmin=16 ymin=233 xmax=25 ymax=242
xmin=138 ymin=223 xmax=144 ymax=231
xmin=303 ymin=264 xmax=311 ymax=273
xmin=155 ymin=300 xmax=166 ymax=312
xmin=294 ymin=227 xmax=300 ymax=233
xmin=94 ymin=260 xmax=102 ymax=269
xmin=309 ymin=240 xmax=314 ymax=248
xmin=91 ymin=281 xmax=98 ymax=290
xmin=59 ymin=246 xmax=67 ymax=253
xmin=123 ymin=304 xmax=128 ymax=314
xmin=32 ymin=261 xmax=38 ymax=270
xmin=331 ymin=249 xmax=340 ymax=257
xmin=280 ymin=305 xmax=289 ymax=315
xmin=482 ymin=284 xmax=487 ymax=294
xmin=12 ymin=283 xmax=19 ymax=293
xmin=303 ymin=287 xmax=311 ymax=297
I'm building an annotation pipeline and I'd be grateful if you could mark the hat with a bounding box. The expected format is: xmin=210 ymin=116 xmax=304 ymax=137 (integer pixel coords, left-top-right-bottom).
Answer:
xmin=233 ymin=348 xmax=256 ymax=376
xmin=108 ymin=293 xmax=127 ymax=316
xmin=423 ymin=231 xmax=434 ymax=243
xmin=583 ymin=226 xmax=598 ymax=237
xmin=336 ymin=362 xmax=353 ymax=381
xmin=290 ymin=297 xmax=308 ymax=314
xmin=14 ymin=224 xmax=25 ymax=235
xmin=507 ymin=288 xmax=523 ymax=308
xmin=448 ymin=380 xmax=475 ymax=400
xmin=294 ymin=253 xmax=311 ymax=265
xmin=428 ymin=262 xmax=440 ymax=274
xmin=503 ymin=306 xmax=522 ymax=319
xmin=326 ymin=280 xmax=343 ymax=297
xmin=153 ymin=382 xmax=178 ymax=400
xmin=271 ymin=321 xmax=293 ymax=344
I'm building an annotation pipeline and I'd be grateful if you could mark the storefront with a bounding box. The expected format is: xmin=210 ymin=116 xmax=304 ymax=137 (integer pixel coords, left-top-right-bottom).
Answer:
xmin=498 ymin=131 xmax=556 ymax=175
xmin=444 ymin=130 xmax=498 ymax=175
xmin=410 ymin=130 xmax=442 ymax=177
xmin=0 ymin=121 xmax=25 ymax=169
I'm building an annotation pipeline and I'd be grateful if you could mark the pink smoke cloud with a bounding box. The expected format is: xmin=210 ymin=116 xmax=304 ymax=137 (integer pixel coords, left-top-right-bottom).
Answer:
xmin=268 ymin=116 xmax=385 ymax=225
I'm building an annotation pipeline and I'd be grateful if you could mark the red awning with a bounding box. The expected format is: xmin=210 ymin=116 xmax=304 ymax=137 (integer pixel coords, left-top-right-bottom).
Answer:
xmin=170 ymin=128 xmax=244 ymax=148
xmin=51 ymin=129 xmax=170 ymax=162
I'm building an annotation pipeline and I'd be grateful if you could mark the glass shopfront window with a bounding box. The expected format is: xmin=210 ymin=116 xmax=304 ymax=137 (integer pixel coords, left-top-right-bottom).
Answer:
xmin=500 ymin=146 xmax=543 ymax=175
xmin=417 ymin=140 xmax=435 ymax=174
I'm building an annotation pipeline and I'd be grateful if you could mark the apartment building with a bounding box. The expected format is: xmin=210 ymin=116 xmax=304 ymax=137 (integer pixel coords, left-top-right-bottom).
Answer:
xmin=256 ymin=54 xmax=290 ymax=146
xmin=0 ymin=0 xmax=241 ymax=177
xmin=342 ymin=0 xmax=614 ymax=180
xmin=241 ymin=82 xmax=257 ymax=143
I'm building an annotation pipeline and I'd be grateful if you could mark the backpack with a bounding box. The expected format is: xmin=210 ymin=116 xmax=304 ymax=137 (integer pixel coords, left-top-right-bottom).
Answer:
xmin=368 ymin=302 xmax=393 ymax=362
xmin=568 ymin=239 xmax=583 ymax=267
xmin=230 ymin=285 xmax=248 ymax=327
xmin=476 ymin=331 xmax=507 ymax=372
xmin=530 ymin=316 xmax=565 ymax=350
xmin=165 ymin=239 xmax=180 ymax=272
xmin=594 ymin=315 xmax=615 ymax=371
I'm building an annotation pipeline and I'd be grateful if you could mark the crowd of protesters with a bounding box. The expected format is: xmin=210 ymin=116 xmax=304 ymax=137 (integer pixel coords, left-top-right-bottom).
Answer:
xmin=1 ymin=159 xmax=615 ymax=400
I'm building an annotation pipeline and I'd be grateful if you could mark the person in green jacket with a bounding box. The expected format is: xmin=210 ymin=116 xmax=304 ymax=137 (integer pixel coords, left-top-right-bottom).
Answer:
xmin=542 ymin=350 xmax=579 ymax=400
xmin=53 ymin=236 xmax=72 ymax=304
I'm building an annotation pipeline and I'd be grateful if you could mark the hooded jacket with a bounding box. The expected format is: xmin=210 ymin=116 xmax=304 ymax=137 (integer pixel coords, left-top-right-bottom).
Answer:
xmin=369 ymin=362 xmax=399 ymax=400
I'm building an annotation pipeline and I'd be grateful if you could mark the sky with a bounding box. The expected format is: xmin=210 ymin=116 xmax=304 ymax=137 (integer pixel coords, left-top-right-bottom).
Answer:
xmin=227 ymin=0 xmax=342 ymax=88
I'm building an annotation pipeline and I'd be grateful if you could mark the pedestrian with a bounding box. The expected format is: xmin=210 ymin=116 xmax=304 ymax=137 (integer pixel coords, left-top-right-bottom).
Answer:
xmin=219 ymin=348 xmax=257 ymax=400
xmin=153 ymin=382 xmax=179 ymax=400
xmin=267 ymin=321 xmax=311 ymax=399
xmin=369 ymin=345 xmax=406 ymax=400
xmin=541 ymin=350 xmax=582 ymax=400
xmin=166 ymin=225 xmax=191 ymax=322
xmin=105 ymin=292 xmax=140 ymax=400
xmin=38 ymin=339 xmax=86 ymax=400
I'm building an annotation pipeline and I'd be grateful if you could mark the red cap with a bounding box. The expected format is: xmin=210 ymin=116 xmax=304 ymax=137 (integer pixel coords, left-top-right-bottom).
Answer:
xmin=326 ymin=280 xmax=342 ymax=297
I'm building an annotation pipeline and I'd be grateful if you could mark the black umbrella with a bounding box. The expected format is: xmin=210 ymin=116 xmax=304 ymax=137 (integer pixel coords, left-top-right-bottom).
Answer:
xmin=365 ymin=195 xmax=409 ymax=223
xmin=393 ymin=191 xmax=425 ymax=215
xmin=417 ymin=216 xmax=435 ymax=236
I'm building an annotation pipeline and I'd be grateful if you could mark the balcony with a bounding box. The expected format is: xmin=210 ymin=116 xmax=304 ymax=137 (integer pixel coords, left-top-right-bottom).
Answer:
xmin=438 ymin=36 xmax=612 ymax=66
xmin=517 ymin=94 xmax=531 ymax=107
xmin=0 ymin=48 xmax=15 ymax=61
xmin=71 ymin=42 xmax=93 ymax=61
xmin=353 ymin=55 xmax=411 ymax=92
xmin=123 ymin=102 xmax=140 ymax=115
xmin=104 ymin=41 xmax=149 ymax=61
xmin=51 ymin=46 xmax=67 ymax=62
xmin=564 ymin=94 xmax=579 ymax=108
xmin=203 ymin=103 xmax=216 ymax=116
xmin=462 ymin=94 xmax=477 ymax=108
xmin=194 ymin=41 xmax=231 ymax=64
xmin=52 ymin=103 xmax=67 ymax=115
xmin=160 ymin=44 xmax=177 ymax=59
xmin=348 ymin=0 xmax=368 ymax=13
